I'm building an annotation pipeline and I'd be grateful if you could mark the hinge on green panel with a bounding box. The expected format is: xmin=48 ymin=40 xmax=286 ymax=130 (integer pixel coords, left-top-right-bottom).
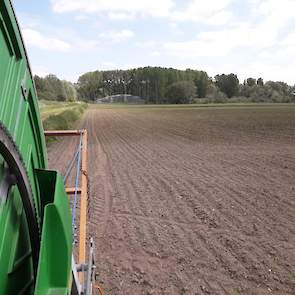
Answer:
xmin=21 ymin=69 xmax=28 ymax=100
xmin=21 ymin=84 xmax=28 ymax=100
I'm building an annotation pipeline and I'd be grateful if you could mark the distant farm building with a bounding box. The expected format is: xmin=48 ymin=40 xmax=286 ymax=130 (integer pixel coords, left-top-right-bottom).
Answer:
xmin=96 ymin=94 xmax=144 ymax=104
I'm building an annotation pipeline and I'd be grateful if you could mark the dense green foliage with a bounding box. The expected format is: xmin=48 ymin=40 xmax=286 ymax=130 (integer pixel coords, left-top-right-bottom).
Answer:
xmin=215 ymin=74 xmax=240 ymax=98
xmin=77 ymin=67 xmax=295 ymax=104
xmin=35 ymin=67 xmax=295 ymax=104
xmin=34 ymin=74 xmax=77 ymax=101
xmin=77 ymin=67 xmax=208 ymax=103
xmin=239 ymin=80 xmax=295 ymax=103
xmin=166 ymin=81 xmax=196 ymax=104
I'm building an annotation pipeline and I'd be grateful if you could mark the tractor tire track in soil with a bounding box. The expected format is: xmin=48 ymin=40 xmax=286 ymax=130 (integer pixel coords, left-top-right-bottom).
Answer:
xmin=48 ymin=105 xmax=295 ymax=294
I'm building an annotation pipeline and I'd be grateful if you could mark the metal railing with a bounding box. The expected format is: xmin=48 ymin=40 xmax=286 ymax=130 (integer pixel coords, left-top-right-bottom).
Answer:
xmin=45 ymin=130 xmax=104 ymax=295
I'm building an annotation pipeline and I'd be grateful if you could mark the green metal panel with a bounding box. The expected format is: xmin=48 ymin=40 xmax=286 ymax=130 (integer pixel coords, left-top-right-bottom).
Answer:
xmin=0 ymin=0 xmax=48 ymax=220
xmin=0 ymin=1 xmax=72 ymax=293
xmin=35 ymin=170 xmax=72 ymax=295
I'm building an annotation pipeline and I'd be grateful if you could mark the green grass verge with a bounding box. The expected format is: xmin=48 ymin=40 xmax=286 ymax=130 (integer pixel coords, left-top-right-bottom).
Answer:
xmin=42 ymin=102 xmax=87 ymax=130
xmin=39 ymin=100 xmax=87 ymax=120
xmin=39 ymin=100 xmax=87 ymax=143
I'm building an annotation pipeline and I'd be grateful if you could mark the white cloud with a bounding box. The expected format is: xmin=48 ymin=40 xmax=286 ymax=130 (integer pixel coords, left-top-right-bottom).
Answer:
xmin=258 ymin=32 xmax=295 ymax=60
xmin=241 ymin=62 xmax=295 ymax=85
xmin=108 ymin=12 xmax=134 ymax=20
xmin=20 ymin=0 xmax=295 ymax=84
xmin=99 ymin=29 xmax=134 ymax=42
xmin=136 ymin=41 xmax=156 ymax=48
xmin=51 ymin=0 xmax=174 ymax=18
xmin=170 ymin=0 xmax=233 ymax=25
xmin=255 ymin=0 xmax=295 ymax=21
xmin=23 ymin=28 xmax=71 ymax=51
xmin=282 ymin=33 xmax=295 ymax=46
xmin=163 ymin=0 xmax=295 ymax=59
xmin=100 ymin=61 xmax=118 ymax=70
xmin=161 ymin=0 xmax=295 ymax=84
xmin=51 ymin=0 xmax=234 ymax=25
xmin=18 ymin=13 xmax=41 ymax=30
xmin=74 ymin=14 xmax=89 ymax=21
xmin=151 ymin=51 xmax=161 ymax=57
xmin=164 ymin=39 xmax=225 ymax=57
xmin=164 ymin=21 xmax=278 ymax=58
xmin=74 ymin=38 xmax=100 ymax=50
xmin=31 ymin=65 xmax=50 ymax=77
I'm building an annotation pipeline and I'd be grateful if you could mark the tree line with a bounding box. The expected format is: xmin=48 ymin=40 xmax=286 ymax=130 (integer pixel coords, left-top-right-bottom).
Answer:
xmin=34 ymin=74 xmax=77 ymax=102
xmin=211 ymin=74 xmax=295 ymax=103
xmin=34 ymin=67 xmax=295 ymax=104
xmin=76 ymin=67 xmax=209 ymax=103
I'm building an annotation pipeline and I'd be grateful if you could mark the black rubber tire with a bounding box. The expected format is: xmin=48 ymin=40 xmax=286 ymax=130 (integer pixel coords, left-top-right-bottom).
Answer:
xmin=0 ymin=123 xmax=40 ymax=278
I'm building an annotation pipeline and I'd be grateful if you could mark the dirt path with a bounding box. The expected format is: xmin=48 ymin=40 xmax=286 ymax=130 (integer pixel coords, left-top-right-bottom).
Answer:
xmin=48 ymin=105 xmax=295 ymax=294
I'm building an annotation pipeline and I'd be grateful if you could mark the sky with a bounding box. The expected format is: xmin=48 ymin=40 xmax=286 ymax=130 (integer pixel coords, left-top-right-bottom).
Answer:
xmin=13 ymin=0 xmax=295 ymax=85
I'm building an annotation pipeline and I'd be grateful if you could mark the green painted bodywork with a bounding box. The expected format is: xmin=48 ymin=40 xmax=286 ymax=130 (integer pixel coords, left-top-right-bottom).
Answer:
xmin=0 ymin=0 xmax=72 ymax=294
xmin=35 ymin=170 xmax=72 ymax=295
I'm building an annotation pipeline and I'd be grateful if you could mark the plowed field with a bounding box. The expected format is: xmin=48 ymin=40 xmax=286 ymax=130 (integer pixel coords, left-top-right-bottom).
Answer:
xmin=48 ymin=105 xmax=295 ymax=294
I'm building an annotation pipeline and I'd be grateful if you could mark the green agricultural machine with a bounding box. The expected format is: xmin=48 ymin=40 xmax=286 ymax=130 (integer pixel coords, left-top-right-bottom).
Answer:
xmin=0 ymin=1 xmax=100 ymax=294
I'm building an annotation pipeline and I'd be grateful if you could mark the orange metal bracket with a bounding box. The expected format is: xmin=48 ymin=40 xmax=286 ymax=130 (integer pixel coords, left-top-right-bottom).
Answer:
xmin=65 ymin=187 xmax=82 ymax=195
xmin=94 ymin=284 xmax=105 ymax=295
xmin=79 ymin=129 xmax=88 ymax=282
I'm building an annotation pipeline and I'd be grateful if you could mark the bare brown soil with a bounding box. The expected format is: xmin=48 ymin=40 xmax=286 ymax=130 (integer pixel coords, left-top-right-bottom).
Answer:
xmin=48 ymin=105 xmax=295 ymax=294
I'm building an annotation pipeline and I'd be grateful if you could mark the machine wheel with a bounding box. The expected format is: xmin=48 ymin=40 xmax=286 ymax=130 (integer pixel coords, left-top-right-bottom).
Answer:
xmin=0 ymin=123 xmax=40 ymax=277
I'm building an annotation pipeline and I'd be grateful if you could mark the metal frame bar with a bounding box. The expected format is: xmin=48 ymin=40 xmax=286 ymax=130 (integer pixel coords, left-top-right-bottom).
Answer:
xmin=79 ymin=129 xmax=88 ymax=283
xmin=44 ymin=129 xmax=88 ymax=285
xmin=66 ymin=187 xmax=82 ymax=195
xmin=44 ymin=130 xmax=83 ymax=137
